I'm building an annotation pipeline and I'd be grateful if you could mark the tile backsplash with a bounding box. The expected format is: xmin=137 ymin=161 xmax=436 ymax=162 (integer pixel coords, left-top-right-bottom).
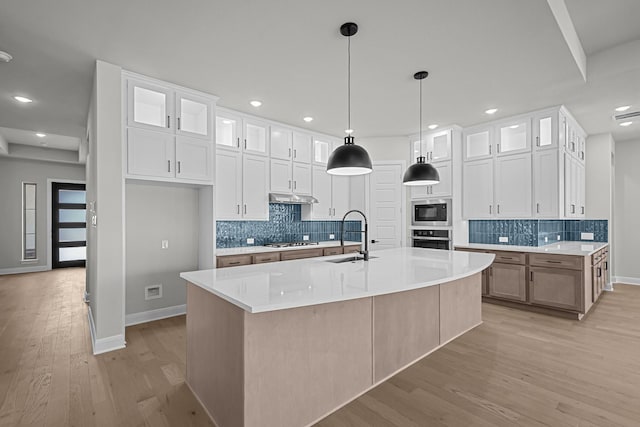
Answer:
xmin=469 ymin=219 xmax=608 ymax=247
xmin=216 ymin=204 xmax=362 ymax=248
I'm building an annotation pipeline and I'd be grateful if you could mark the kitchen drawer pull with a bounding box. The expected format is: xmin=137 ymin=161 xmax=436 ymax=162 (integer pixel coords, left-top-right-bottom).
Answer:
xmin=597 ymin=267 xmax=602 ymax=277
xmin=546 ymin=260 xmax=562 ymax=264
xmin=499 ymin=256 xmax=513 ymax=260
xmin=228 ymin=261 xmax=240 ymax=265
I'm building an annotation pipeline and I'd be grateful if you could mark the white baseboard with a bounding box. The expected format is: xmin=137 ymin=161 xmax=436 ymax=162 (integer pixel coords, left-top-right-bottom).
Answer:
xmin=88 ymin=306 xmax=126 ymax=355
xmin=0 ymin=265 xmax=48 ymax=275
xmin=613 ymin=276 xmax=640 ymax=286
xmin=125 ymin=304 xmax=186 ymax=327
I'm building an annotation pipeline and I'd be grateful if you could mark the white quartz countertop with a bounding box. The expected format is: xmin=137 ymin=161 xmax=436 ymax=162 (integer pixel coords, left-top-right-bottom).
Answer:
xmin=216 ymin=240 xmax=362 ymax=256
xmin=455 ymin=241 xmax=608 ymax=256
xmin=181 ymin=247 xmax=495 ymax=313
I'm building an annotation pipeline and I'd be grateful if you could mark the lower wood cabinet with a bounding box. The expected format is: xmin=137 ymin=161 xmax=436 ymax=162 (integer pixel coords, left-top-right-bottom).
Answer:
xmin=488 ymin=263 xmax=527 ymax=302
xmin=216 ymin=244 xmax=362 ymax=268
xmin=529 ymin=266 xmax=582 ymax=311
xmin=217 ymin=254 xmax=252 ymax=268
xmin=280 ymin=248 xmax=324 ymax=261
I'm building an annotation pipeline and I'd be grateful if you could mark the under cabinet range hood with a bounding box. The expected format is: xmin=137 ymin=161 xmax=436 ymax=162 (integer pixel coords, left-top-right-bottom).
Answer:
xmin=269 ymin=193 xmax=318 ymax=204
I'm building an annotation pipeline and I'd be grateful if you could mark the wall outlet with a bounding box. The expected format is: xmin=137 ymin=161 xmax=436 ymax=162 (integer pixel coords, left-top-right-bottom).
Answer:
xmin=499 ymin=236 xmax=509 ymax=243
xmin=557 ymin=235 xmax=561 ymax=240
xmin=329 ymin=234 xmax=335 ymax=240
xmin=247 ymin=238 xmax=255 ymax=245
xmin=161 ymin=240 xmax=169 ymax=249
xmin=145 ymin=284 xmax=163 ymax=300
xmin=581 ymin=232 xmax=594 ymax=240
xmin=303 ymin=235 xmax=309 ymax=241
xmin=544 ymin=236 xmax=548 ymax=243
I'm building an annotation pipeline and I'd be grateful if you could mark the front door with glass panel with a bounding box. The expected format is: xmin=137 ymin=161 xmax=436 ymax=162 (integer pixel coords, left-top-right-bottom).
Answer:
xmin=52 ymin=183 xmax=86 ymax=268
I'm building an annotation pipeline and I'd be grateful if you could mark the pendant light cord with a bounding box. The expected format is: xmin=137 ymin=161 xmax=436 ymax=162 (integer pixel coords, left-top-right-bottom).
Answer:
xmin=348 ymin=35 xmax=351 ymax=133
xmin=419 ymin=76 xmax=423 ymax=158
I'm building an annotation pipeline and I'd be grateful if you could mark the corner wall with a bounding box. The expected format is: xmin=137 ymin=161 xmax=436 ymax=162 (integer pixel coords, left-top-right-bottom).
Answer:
xmin=614 ymin=139 xmax=640 ymax=283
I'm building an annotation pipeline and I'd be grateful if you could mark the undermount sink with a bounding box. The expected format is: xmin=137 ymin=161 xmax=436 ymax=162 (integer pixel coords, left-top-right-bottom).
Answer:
xmin=325 ymin=255 xmax=378 ymax=263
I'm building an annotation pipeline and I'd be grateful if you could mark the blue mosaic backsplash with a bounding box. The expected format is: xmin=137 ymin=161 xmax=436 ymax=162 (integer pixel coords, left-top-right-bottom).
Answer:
xmin=469 ymin=219 xmax=608 ymax=247
xmin=216 ymin=204 xmax=362 ymax=248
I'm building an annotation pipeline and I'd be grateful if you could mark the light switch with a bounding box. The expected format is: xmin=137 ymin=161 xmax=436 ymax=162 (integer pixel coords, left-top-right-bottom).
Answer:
xmin=247 ymin=238 xmax=255 ymax=244
xmin=499 ymin=236 xmax=509 ymax=243
xmin=161 ymin=240 xmax=169 ymax=249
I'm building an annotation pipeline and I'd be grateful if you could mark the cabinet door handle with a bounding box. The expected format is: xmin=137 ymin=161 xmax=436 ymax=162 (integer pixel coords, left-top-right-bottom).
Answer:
xmin=332 ymin=208 xmax=336 ymax=216
xmin=489 ymin=267 xmax=493 ymax=277
xmin=237 ymin=204 xmax=240 ymax=214
xmin=177 ymin=161 xmax=181 ymax=174
xmin=244 ymin=204 xmax=247 ymax=214
xmin=581 ymin=206 xmax=584 ymax=215
xmin=536 ymin=203 xmax=540 ymax=214
xmin=489 ymin=205 xmax=492 ymax=214
xmin=293 ymin=181 xmax=297 ymax=190
xmin=177 ymin=117 xmax=181 ymax=130
xmin=293 ymin=149 xmax=297 ymax=159
xmin=167 ymin=115 xmax=170 ymax=128
xmin=489 ymin=145 xmax=492 ymax=155
xmin=597 ymin=267 xmax=602 ymax=278
xmin=289 ymin=148 xmax=291 ymax=158
xmin=497 ymin=143 xmax=500 ymax=153
xmin=167 ymin=160 xmax=171 ymax=173
xmin=244 ymin=139 xmax=247 ymax=149
xmin=530 ymin=271 xmax=533 ymax=281
xmin=497 ymin=204 xmax=500 ymax=214
xmin=536 ymin=136 xmax=540 ymax=147
xmin=604 ymin=261 xmax=608 ymax=270
xmin=288 ymin=180 xmax=291 ymax=189
xmin=237 ymin=137 xmax=240 ymax=148
xmin=329 ymin=208 xmax=332 ymax=216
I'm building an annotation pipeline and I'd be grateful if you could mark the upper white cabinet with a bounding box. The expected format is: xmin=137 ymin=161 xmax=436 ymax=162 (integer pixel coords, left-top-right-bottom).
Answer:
xmin=533 ymin=149 xmax=560 ymax=218
xmin=243 ymin=119 xmax=269 ymax=156
xmin=216 ymin=113 xmax=242 ymax=150
xmin=494 ymin=153 xmax=532 ymax=217
xmin=292 ymin=163 xmax=312 ymax=195
xmin=411 ymin=129 xmax=453 ymax=162
xmin=463 ymin=158 xmax=494 ymax=218
xmin=496 ymin=118 xmax=531 ymax=156
xmin=127 ymin=80 xmax=174 ymax=132
xmin=533 ymin=110 xmax=557 ymax=150
xmin=292 ymin=132 xmax=312 ymax=164
xmin=242 ymin=154 xmax=269 ymax=219
xmin=215 ymin=149 xmax=243 ymax=219
xmin=270 ymin=126 xmax=293 ymax=160
xmin=176 ymin=92 xmax=212 ymax=139
xmin=463 ymin=125 xmax=493 ymax=161
xmin=564 ymin=154 xmax=585 ymax=218
xmin=311 ymin=165 xmax=350 ymax=219
xmin=313 ymin=137 xmax=340 ymax=165
xmin=124 ymin=75 xmax=217 ymax=185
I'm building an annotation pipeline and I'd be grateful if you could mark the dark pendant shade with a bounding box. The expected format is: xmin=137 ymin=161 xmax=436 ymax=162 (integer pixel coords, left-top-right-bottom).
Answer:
xmin=402 ymin=156 xmax=440 ymax=185
xmin=327 ymin=136 xmax=373 ymax=176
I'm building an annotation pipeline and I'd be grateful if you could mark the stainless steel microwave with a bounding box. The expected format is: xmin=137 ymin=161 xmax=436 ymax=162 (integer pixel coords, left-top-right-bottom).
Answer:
xmin=411 ymin=199 xmax=452 ymax=226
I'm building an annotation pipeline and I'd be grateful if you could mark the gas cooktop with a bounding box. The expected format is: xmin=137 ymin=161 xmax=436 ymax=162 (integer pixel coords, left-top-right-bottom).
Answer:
xmin=264 ymin=241 xmax=320 ymax=248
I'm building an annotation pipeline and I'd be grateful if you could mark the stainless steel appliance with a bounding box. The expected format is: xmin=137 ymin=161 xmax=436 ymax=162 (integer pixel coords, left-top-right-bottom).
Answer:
xmin=411 ymin=199 xmax=452 ymax=226
xmin=264 ymin=241 xmax=319 ymax=248
xmin=412 ymin=229 xmax=451 ymax=250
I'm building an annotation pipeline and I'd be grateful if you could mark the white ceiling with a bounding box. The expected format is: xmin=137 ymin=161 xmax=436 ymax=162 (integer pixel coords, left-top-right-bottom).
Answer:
xmin=0 ymin=0 xmax=639 ymax=148
xmin=0 ymin=127 xmax=80 ymax=151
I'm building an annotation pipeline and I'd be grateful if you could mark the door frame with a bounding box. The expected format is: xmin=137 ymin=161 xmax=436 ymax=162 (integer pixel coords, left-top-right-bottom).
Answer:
xmin=47 ymin=178 xmax=86 ymax=270
xmin=364 ymin=161 xmax=407 ymax=248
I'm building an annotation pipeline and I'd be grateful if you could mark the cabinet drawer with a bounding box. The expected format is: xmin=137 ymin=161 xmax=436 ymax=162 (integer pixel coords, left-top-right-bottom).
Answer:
xmin=217 ymin=254 xmax=252 ymax=268
xmin=529 ymin=253 xmax=583 ymax=270
xmin=280 ymin=248 xmax=324 ymax=261
xmin=323 ymin=247 xmax=344 ymax=256
xmin=253 ymin=252 xmax=281 ymax=264
xmin=343 ymin=244 xmax=362 ymax=254
xmin=492 ymin=251 xmax=526 ymax=265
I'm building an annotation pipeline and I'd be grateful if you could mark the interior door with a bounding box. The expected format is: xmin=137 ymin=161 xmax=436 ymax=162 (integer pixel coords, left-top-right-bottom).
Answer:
xmin=369 ymin=163 xmax=404 ymax=251
xmin=52 ymin=182 xmax=87 ymax=268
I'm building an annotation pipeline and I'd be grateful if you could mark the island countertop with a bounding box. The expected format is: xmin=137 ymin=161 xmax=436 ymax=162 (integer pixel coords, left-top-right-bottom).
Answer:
xmin=180 ymin=247 xmax=495 ymax=313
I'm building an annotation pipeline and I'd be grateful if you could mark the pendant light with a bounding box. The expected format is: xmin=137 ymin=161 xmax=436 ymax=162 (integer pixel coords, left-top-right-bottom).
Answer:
xmin=403 ymin=71 xmax=440 ymax=186
xmin=327 ymin=22 xmax=373 ymax=176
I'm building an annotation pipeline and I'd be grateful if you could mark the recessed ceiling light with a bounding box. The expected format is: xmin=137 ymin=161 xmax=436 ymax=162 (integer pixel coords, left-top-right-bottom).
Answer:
xmin=345 ymin=129 xmax=354 ymax=134
xmin=14 ymin=96 xmax=33 ymax=103
xmin=36 ymin=133 xmax=46 ymax=137
xmin=509 ymin=125 xmax=519 ymax=129
xmin=222 ymin=119 xmax=232 ymax=125
xmin=615 ymin=105 xmax=631 ymax=112
xmin=303 ymin=116 xmax=313 ymax=123
xmin=0 ymin=50 xmax=12 ymax=63
xmin=428 ymin=124 xmax=438 ymax=130
xmin=619 ymin=121 xmax=633 ymax=127
xmin=250 ymin=100 xmax=262 ymax=107
xmin=485 ymin=108 xmax=498 ymax=115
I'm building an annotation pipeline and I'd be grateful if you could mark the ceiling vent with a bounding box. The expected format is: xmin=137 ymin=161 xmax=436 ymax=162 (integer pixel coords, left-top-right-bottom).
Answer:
xmin=614 ymin=111 xmax=640 ymax=121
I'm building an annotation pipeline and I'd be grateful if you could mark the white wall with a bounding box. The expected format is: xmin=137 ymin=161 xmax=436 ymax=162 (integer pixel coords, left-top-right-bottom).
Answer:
xmin=0 ymin=157 xmax=85 ymax=272
xmin=614 ymin=139 xmax=640 ymax=282
xmin=125 ymin=182 xmax=199 ymax=317
xmin=86 ymin=60 xmax=125 ymax=351
xmin=359 ymin=136 xmax=411 ymax=163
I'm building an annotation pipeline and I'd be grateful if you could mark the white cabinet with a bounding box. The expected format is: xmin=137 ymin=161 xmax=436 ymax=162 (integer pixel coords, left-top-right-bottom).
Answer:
xmin=533 ymin=111 xmax=557 ymax=150
xmin=463 ymin=159 xmax=494 ymax=218
xmin=270 ymin=158 xmax=292 ymax=193
xmin=243 ymin=119 xmax=269 ymax=156
xmin=127 ymin=80 xmax=173 ymax=132
xmin=533 ymin=150 xmax=560 ymax=218
xmin=126 ymin=129 xmax=212 ymax=182
xmin=494 ymin=153 xmax=532 ymax=218
xmin=292 ymin=163 xmax=312 ymax=195
xmin=216 ymin=113 xmax=242 ymax=151
xmin=270 ymin=126 xmax=293 ymax=160
xmin=564 ymin=154 xmax=585 ymax=218
xmin=496 ymin=118 xmax=531 ymax=156
xmin=313 ymin=137 xmax=340 ymax=165
xmin=176 ymin=92 xmax=212 ymax=139
xmin=216 ymin=150 xmax=242 ymax=219
xmin=216 ymin=150 xmax=268 ymax=220
xmin=464 ymin=125 xmax=493 ymax=161
xmin=411 ymin=129 xmax=452 ymax=162
xmin=292 ymin=132 xmax=312 ymax=164
xmin=242 ymin=154 xmax=269 ymax=220
xmin=311 ymin=165 xmax=350 ymax=219
xmin=410 ymin=161 xmax=452 ymax=199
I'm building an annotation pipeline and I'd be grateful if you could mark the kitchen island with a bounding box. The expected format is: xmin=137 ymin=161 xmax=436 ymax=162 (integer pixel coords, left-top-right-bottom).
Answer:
xmin=180 ymin=247 xmax=494 ymax=427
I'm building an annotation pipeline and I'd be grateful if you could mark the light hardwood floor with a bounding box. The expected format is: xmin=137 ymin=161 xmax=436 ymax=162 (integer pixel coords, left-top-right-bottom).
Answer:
xmin=1 ymin=268 xmax=640 ymax=426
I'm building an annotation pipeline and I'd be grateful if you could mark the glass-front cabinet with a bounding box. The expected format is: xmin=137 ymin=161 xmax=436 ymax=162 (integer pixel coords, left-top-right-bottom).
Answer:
xmin=176 ymin=93 xmax=211 ymax=139
xmin=463 ymin=125 xmax=493 ymax=161
xmin=496 ymin=118 xmax=531 ymax=156
xmin=243 ymin=119 xmax=269 ymax=155
xmin=533 ymin=111 xmax=557 ymax=150
xmin=127 ymin=80 xmax=174 ymax=132
xmin=215 ymin=113 xmax=242 ymax=151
